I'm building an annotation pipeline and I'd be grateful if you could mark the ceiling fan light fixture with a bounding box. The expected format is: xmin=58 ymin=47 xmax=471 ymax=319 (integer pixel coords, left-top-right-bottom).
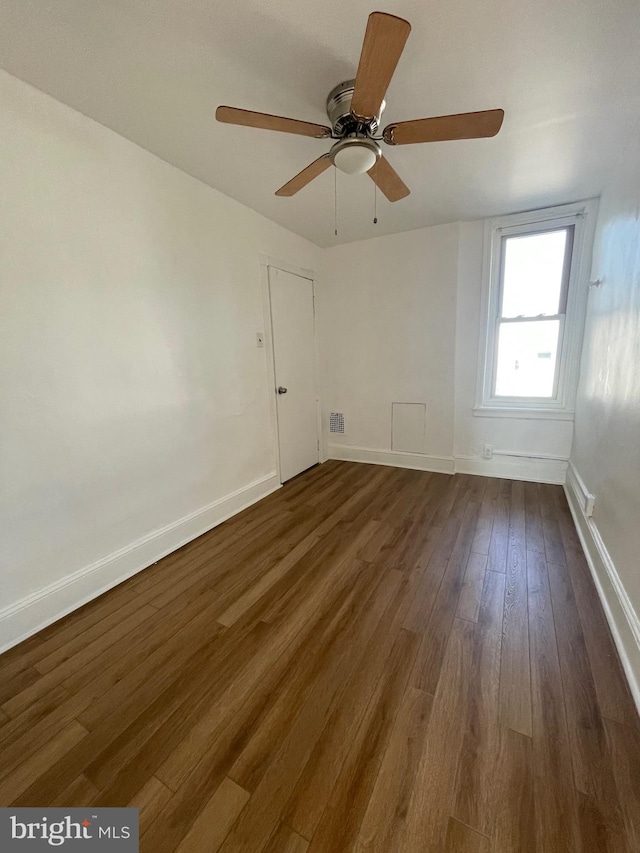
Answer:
xmin=330 ymin=136 xmax=381 ymax=175
xmin=216 ymin=12 xmax=504 ymax=202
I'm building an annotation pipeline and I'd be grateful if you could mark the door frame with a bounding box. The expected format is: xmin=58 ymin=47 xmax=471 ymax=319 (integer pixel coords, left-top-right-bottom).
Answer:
xmin=258 ymin=254 xmax=323 ymax=484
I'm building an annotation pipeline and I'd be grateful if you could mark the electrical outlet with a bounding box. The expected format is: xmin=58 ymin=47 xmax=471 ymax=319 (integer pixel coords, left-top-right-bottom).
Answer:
xmin=483 ymin=444 xmax=493 ymax=460
xmin=256 ymin=332 xmax=265 ymax=348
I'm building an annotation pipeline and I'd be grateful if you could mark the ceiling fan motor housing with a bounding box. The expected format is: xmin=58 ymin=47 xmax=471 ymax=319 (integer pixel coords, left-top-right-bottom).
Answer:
xmin=326 ymin=79 xmax=385 ymax=137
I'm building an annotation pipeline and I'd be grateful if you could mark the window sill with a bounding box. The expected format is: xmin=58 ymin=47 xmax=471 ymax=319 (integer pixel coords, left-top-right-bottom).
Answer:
xmin=473 ymin=405 xmax=575 ymax=421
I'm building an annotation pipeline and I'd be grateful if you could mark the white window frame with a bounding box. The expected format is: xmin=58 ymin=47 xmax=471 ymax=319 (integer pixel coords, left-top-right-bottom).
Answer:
xmin=474 ymin=200 xmax=597 ymax=420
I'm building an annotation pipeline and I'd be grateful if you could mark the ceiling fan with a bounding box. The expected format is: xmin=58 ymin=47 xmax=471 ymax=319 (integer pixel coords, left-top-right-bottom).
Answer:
xmin=216 ymin=11 xmax=504 ymax=202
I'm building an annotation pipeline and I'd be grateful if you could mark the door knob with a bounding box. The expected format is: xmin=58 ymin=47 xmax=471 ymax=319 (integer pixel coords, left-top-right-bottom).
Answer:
xmin=277 ymin=386 xmax=288 ymax=394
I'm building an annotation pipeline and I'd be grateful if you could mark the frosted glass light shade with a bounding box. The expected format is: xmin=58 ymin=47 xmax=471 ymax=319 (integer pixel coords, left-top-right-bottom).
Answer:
xmin=332 ymin=144 xmax=378 ymax=174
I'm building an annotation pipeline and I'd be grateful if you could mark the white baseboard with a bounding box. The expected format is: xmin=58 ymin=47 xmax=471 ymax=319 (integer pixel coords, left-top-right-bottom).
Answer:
xmin=0 ymin=473 xmax=281 ymax=655
xmin=565 ymin=462 xmax=640 ymax=716
xmin=328 ymin=444 xmax=455 ymax=474
xmin=455 ymin=453 xmax=568 ymax=484
xmin=328 ymin=444 xmax=566 ymax=483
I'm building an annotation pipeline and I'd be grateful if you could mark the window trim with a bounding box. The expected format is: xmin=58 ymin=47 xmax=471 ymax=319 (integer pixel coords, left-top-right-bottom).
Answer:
xmin=474 ymin=200 xmax=598 ymax=420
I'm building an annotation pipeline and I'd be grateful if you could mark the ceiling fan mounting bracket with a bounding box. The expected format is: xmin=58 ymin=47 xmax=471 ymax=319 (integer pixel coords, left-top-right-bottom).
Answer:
xmin=326 ymin=79 xmax=385 ymax=138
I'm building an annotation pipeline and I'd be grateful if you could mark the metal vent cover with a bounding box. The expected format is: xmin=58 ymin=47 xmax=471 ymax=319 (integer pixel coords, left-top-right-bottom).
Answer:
xmin=329 ymin=412 xmax=345 ymax=434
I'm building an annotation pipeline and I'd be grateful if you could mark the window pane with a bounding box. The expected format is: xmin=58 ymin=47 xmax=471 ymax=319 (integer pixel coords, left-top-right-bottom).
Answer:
xmin=501 ymin=229 xmax=568 ymax=318
xmin=495 ymin=320 xmax=560 ymax=398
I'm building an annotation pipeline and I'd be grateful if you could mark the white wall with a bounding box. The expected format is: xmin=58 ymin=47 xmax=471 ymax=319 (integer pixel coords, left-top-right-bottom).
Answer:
xmin=567 ymin=127 xmax=640 ymax=705
xmin=317 ymin=224 xmax=459 ymax=470
xmin=319 ymin=218 xmax=574 ymax=481
xmin=0 ymin=71 xmax=319 ymax=649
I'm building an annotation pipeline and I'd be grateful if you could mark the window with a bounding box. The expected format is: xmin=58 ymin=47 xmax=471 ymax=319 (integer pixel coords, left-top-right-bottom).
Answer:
xmin=476 ymin=202 xmax=596 ymax=419
xmin=494 ymin=226 xmax=572 ymax=398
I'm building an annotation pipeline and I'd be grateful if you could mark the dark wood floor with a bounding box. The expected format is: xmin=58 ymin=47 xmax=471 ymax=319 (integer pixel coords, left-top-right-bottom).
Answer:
xmin=1 ymin=461 xmax=639 ymax=852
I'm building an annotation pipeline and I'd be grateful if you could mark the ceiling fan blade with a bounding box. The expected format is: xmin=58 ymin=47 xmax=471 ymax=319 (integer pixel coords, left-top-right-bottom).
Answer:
xmin=350 ymin=12 xmax=411 ymax=120
xmin=383 ymin=109 xmax=504 ymax=145
xmin=216 ymin=106 xmax=331 ymax=139
xmin=275 ymin=154 xmax=332 ymax=197
xmin=368 ymin=156 xmax=410 ymax=202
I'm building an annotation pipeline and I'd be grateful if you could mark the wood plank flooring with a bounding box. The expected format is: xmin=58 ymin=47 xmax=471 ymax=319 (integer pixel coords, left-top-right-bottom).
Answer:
xmin=1 ymin=461 xmax=639 ymax=851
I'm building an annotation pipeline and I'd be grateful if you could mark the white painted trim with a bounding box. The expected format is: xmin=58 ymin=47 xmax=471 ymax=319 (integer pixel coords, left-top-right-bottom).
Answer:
xmin=0 ymin=473 xmax=281 ymax=655
xmin=475 ymin=198 xmax=598 ymax=417
xmin=483 ymin=199 xmax=599 ymax=230
xmin=564 ymin=463 xmax=640 ymax=716
xmin=328 ymin=444 xmax=567 ymax=483
xmin=472 ymin=405 xmax=575 ymax=421
xmin=328 ymin=444 xmax=455 ymax=474
xmin=257 ymin=253 xmax=314 ymax=282
xmin=455 ymin=453 xmax=567 ymax=484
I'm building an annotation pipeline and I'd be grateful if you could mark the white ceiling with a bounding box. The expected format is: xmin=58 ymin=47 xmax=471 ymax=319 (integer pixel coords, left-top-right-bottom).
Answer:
xmin=1 ymin=0 xmax=639 ymax=247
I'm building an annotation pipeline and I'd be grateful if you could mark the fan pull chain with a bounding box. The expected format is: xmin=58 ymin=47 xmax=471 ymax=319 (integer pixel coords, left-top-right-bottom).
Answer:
xmin=334 ymin=167 xmax=338 ymax=237
xmin=373 ymin=179 xmax=378 ymax=225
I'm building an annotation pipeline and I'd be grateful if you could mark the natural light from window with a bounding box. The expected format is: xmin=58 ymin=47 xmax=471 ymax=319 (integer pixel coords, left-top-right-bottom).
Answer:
xmin=494 ymin=228 xmax=570 ymax=398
